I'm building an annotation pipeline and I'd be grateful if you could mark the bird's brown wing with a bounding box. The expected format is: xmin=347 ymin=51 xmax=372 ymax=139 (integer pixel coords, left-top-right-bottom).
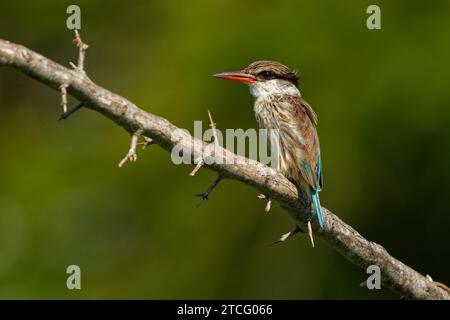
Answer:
xmin=279 ymin=95 xmax=322 ymax=191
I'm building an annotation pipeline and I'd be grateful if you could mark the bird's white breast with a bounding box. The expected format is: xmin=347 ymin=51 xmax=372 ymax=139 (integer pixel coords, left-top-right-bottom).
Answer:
xmin=250 ymin=80 xmax=306 ymax=178
xmin=250 ymin=79 xmax=301 ymax=130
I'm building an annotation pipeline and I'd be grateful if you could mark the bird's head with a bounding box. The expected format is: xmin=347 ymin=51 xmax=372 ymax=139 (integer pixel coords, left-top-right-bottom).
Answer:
xmin=214 ymin=60 xmax=300 ymax=98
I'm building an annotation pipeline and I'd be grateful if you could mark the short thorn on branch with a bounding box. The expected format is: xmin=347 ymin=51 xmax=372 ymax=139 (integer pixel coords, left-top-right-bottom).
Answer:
xmin=207 ymin=110 xmax=219 ymax=144
xmin=189 ymin=110 xmax=219 ymax=177
xmin=138 ymin=136 xmax=154 ymax=149
xmin=257 ymin=194 xmax=272 ymax=213
xmin=192 ymin=110 xmax=224 ymax=205
xmin=307 ymin=221 xmax=315 ymax=248
xmin=271 ymin=218 xmax=314 ymax=248
xmin=273 ymin=225 xmax=303 ymax=245
xmin=189 ymin=159 xmax=204 ymax=177
xmin=118 ymin=130 xmax=145 ymax=168
xmin=60 ymin=84 xmax=68 ymax=114
xmin=59 ymin=30 xmax=90 ymax=121
xmin=69 ymin=29 xmax=89 ymax=72
xmin=196 ymin=175 xmax=223 ymax=202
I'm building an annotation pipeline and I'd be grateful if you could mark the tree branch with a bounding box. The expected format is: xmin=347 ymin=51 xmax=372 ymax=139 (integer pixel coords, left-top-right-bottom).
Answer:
xmin=0 ymin=38 xmax=448 ymax=299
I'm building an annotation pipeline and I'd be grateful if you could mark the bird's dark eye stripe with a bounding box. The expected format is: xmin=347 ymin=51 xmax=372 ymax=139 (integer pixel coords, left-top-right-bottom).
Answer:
xmin=256 ymin=70 xmax=299 ymax=86
xmin=282 ymin=73 xmax=299 ymax=82
xmin=258 ymin=71 xmax=275 ymax=78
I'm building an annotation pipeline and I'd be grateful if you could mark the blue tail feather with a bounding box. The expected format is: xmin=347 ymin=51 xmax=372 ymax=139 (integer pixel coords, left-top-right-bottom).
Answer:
xmin=311 ymin=190 xmax=324 ymax=228
xmin=313 ymin=148 xmax=324 ymax=228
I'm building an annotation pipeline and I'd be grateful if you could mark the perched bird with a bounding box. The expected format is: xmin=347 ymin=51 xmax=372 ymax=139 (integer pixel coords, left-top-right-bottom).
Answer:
xmin=214 ymin=60 xmax=324 ymax=236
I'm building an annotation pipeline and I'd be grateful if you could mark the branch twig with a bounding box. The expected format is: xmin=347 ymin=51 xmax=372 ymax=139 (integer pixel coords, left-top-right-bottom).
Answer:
xmin=273 ymin=225 xmax=302 ymax=244
xmin=118 ymin=132 xmax=141 ymax=168
xmin=139 ymin=136 xmax=154 ymax=149
xmin=60 ymin=30 xmax=89 ymax=121
xmin=72 ymin=29 xmax=88 ymax=72
xmin=0 ymin=38 xmax=448 ymax=300
xmin=196 ymin=175 xmax=223 ymax=200
xmin=189 ymin=110 xmax=219 ymax=177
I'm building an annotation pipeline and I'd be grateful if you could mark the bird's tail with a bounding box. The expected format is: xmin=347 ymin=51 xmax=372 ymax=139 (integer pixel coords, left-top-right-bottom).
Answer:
xmin=311 ymin=190 xmax=324 ymax=228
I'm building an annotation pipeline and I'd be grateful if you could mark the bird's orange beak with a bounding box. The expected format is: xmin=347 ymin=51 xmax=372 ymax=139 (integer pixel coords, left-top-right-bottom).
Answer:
xmin=213 ymin=71 xmax=256 ymax=84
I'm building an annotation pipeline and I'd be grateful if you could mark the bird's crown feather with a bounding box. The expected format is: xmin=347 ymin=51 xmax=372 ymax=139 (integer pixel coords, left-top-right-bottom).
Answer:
xmin=244 ymin=60 xmax=299 ymax=86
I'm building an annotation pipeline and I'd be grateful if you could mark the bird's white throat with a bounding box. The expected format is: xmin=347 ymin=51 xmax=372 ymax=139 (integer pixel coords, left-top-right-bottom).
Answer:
xmin=249 ymin=79 xmax=300 ymax=100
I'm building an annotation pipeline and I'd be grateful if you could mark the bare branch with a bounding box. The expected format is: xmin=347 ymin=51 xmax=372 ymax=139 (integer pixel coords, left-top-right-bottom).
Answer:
xmin=0 ymin=38 xmax=448 ymax=300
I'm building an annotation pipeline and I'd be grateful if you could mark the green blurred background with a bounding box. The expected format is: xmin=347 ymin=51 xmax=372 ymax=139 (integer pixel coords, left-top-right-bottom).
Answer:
xmin=0 ymin=0 xmax=449 ymax=299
